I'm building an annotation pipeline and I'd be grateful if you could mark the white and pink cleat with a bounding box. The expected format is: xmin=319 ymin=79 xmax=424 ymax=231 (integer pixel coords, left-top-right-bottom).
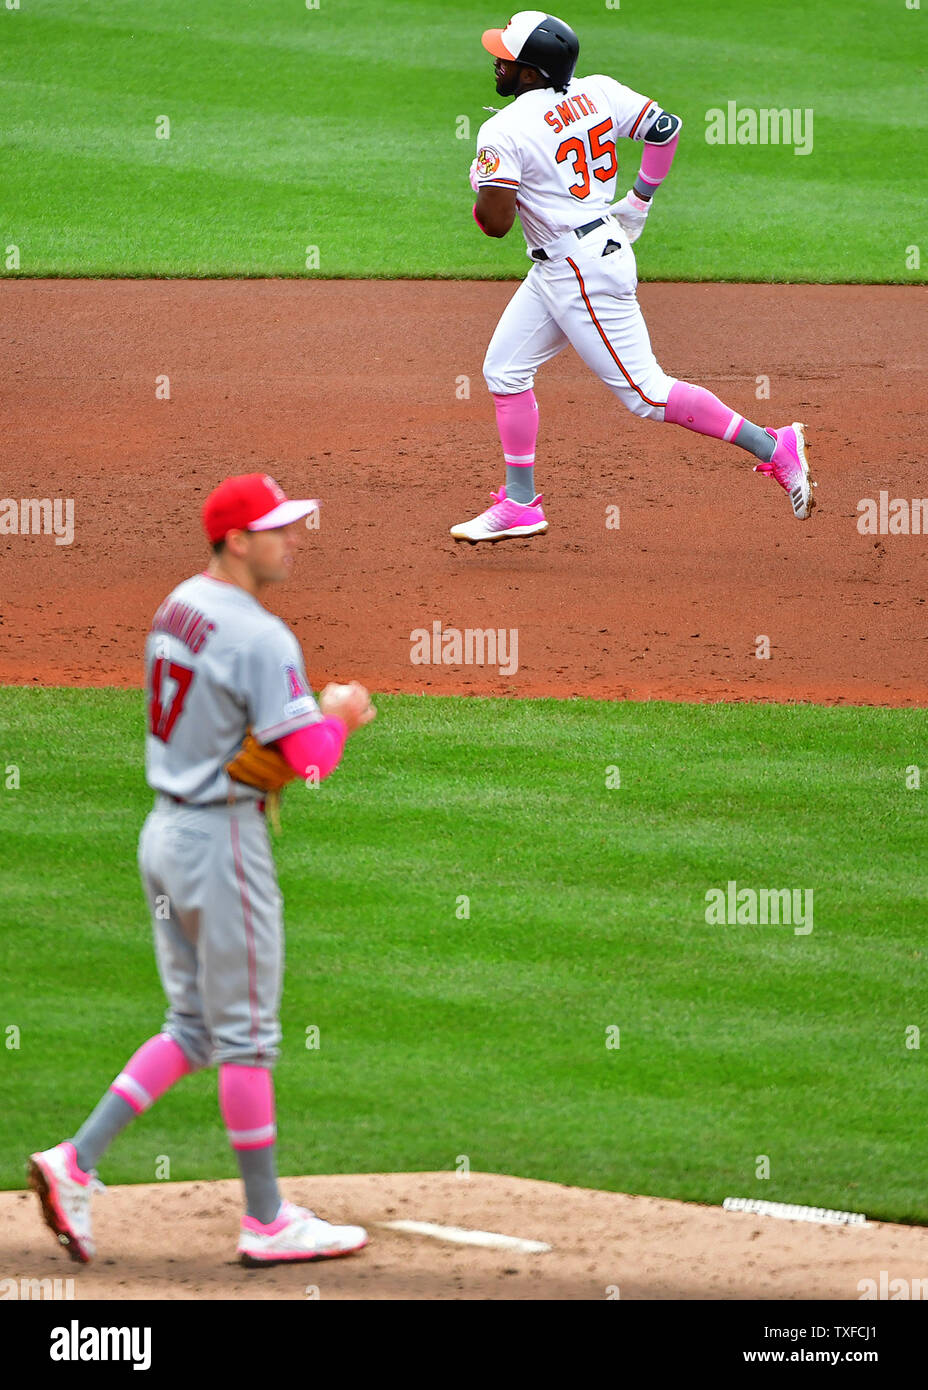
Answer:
xmin=28 ymin=1141 xmax=105 ymax=1263
xmin=237 ymin=1200 xmax=368 ymax=1267
xmin=450 ymin=485 xmax=548 ymax=544
xmin=755 ymin=422 xmax=817 ymax=519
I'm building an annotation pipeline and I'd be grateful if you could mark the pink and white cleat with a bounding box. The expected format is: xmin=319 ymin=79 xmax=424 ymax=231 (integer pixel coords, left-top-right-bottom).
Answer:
xmin=28 ymin=1141 xmax=105 ymax=1264
xmin=450 ymin=485 xmax=548 ymax=543
xmin=238 ymin=1199 xmax=368 ymax=1267
xmin=754 ymin=422 xmax=817 ymax=519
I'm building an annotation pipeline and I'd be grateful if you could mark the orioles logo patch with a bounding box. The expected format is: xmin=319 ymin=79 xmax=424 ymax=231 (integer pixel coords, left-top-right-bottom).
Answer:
xmin=475 ymin=146 xmax=501 ymax=177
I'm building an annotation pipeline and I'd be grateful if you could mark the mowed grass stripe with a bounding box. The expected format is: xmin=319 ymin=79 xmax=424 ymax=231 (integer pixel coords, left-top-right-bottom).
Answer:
xmin=0 ymin=0 xmax=923 ymax=280
xmin=1 ymin=688 xmax=925 ymax=1221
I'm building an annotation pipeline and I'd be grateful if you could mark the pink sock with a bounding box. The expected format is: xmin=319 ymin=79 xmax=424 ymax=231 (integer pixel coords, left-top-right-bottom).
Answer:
xmin=110 ymin=1032 xmax=193 ymax=1115
xmin=493 ymin=388 xmax=539 ymax=469
xmin=218 ymin=1063 xmax=277 ymax=1150
xmin=665 ymin=381 xmax=745 ymax=443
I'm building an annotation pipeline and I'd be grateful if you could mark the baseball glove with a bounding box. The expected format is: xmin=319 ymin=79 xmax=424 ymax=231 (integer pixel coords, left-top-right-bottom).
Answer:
xmin=225 ymin=730 xmax=298 ymax=793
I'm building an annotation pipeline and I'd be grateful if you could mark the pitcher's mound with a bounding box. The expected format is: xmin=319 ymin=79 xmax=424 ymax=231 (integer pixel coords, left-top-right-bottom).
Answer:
xmin=4 ymin=1171 xmax=926 ymax=1300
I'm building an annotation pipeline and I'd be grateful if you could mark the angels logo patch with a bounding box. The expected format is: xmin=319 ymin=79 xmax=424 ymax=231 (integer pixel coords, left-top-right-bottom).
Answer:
xmin=283 ymin=663 xmax=318 ymax=720
xmin=476 ymin=146 xmax=501 ymax=177
xmin=286 ymin=664 xmax=306 ymax=700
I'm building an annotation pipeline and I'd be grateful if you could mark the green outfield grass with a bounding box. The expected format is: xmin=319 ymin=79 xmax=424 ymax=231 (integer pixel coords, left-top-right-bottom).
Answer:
xmin=1 ymin=687 xmax=926 ymax=1222
xmin=1 ymin=0 xmax=923 ymax=281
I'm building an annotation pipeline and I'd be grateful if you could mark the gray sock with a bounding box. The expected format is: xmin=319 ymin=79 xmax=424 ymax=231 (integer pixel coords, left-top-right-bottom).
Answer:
xmin=733 ymin=420 xmax=776 ymax=463
xmin=71 ymin=1091 xmax=138 ymax=1172
xmin=505 ymin=464 xmax=536 ymax=504
xmin=236 ymin=1145 xmax=282 ymax=1225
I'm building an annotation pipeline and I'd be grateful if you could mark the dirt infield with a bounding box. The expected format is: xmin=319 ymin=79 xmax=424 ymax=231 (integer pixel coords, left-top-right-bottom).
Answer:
xmin=3 ymin=279 xmax=927 ymax=1302
xmin=2 ymin=279 xmax=926 ymax=703
xmin=4 ymin=1171 xmax=927 ymax=1301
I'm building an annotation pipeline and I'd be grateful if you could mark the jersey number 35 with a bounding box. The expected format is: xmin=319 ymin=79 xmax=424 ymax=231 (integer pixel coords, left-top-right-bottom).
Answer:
xmin=556 ymin=119 xmax=617 ymax=200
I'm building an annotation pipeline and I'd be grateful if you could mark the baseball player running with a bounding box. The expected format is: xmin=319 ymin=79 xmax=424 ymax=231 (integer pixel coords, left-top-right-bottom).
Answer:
xmin=451 ymin=11 xmax=816 ymax=543
xmin=29 ymin=473 xmax=376 ymax=1267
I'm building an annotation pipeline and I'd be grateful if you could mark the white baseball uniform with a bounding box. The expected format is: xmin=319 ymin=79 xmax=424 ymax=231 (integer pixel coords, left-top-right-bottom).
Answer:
xmin=476 ymin=73 xmax=677 ymax=419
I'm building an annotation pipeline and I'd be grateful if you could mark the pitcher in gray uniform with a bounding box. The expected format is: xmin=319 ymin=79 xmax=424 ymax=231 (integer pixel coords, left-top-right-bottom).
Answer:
xmin=29 ymin=472 xmax=377 ymax=1267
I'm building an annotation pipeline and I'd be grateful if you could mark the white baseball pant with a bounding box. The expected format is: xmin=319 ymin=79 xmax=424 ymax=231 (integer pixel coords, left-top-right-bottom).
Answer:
xmin=483 ymin=220 xmax=677 ymax=420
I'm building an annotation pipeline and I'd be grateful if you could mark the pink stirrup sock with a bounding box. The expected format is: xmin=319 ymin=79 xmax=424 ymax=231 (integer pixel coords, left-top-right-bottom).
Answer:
xmin=110 ymin=1032 xmax=193 ymax=1115
xmin=219 ymin=1063 xmax=277 ymax=1151
xmin=665 ymin=381 xmax=746 ymax=443
xmin=492 ymin=388 xmax=539 ymax=467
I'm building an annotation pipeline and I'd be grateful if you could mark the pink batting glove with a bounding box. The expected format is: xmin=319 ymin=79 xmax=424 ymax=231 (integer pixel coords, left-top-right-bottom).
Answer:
xmin=469 ymin=159 xmax=480 ymax=194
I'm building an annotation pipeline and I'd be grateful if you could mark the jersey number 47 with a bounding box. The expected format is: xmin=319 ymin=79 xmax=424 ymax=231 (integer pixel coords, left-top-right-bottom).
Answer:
xmin=148 ymin=656 xmax=194 ymax=742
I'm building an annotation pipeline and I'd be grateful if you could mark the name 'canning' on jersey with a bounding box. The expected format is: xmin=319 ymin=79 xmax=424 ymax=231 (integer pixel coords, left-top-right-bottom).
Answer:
xmin=476 ymin=74 xmax=662 ymax=250
xmin=144 ymin=573 xmax=322 ymax=804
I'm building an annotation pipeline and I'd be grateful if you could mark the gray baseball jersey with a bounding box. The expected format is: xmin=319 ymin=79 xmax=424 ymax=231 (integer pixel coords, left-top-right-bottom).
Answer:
xmin=139 ymin=571 xmax=323 ymax=1070
xmin=144 ymin=572 xmax=322 ymax=803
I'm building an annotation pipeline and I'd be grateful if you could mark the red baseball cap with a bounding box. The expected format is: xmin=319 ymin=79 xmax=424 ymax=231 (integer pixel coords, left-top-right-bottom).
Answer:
xmin=202 ymin=473 xmax=320 ymax=544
